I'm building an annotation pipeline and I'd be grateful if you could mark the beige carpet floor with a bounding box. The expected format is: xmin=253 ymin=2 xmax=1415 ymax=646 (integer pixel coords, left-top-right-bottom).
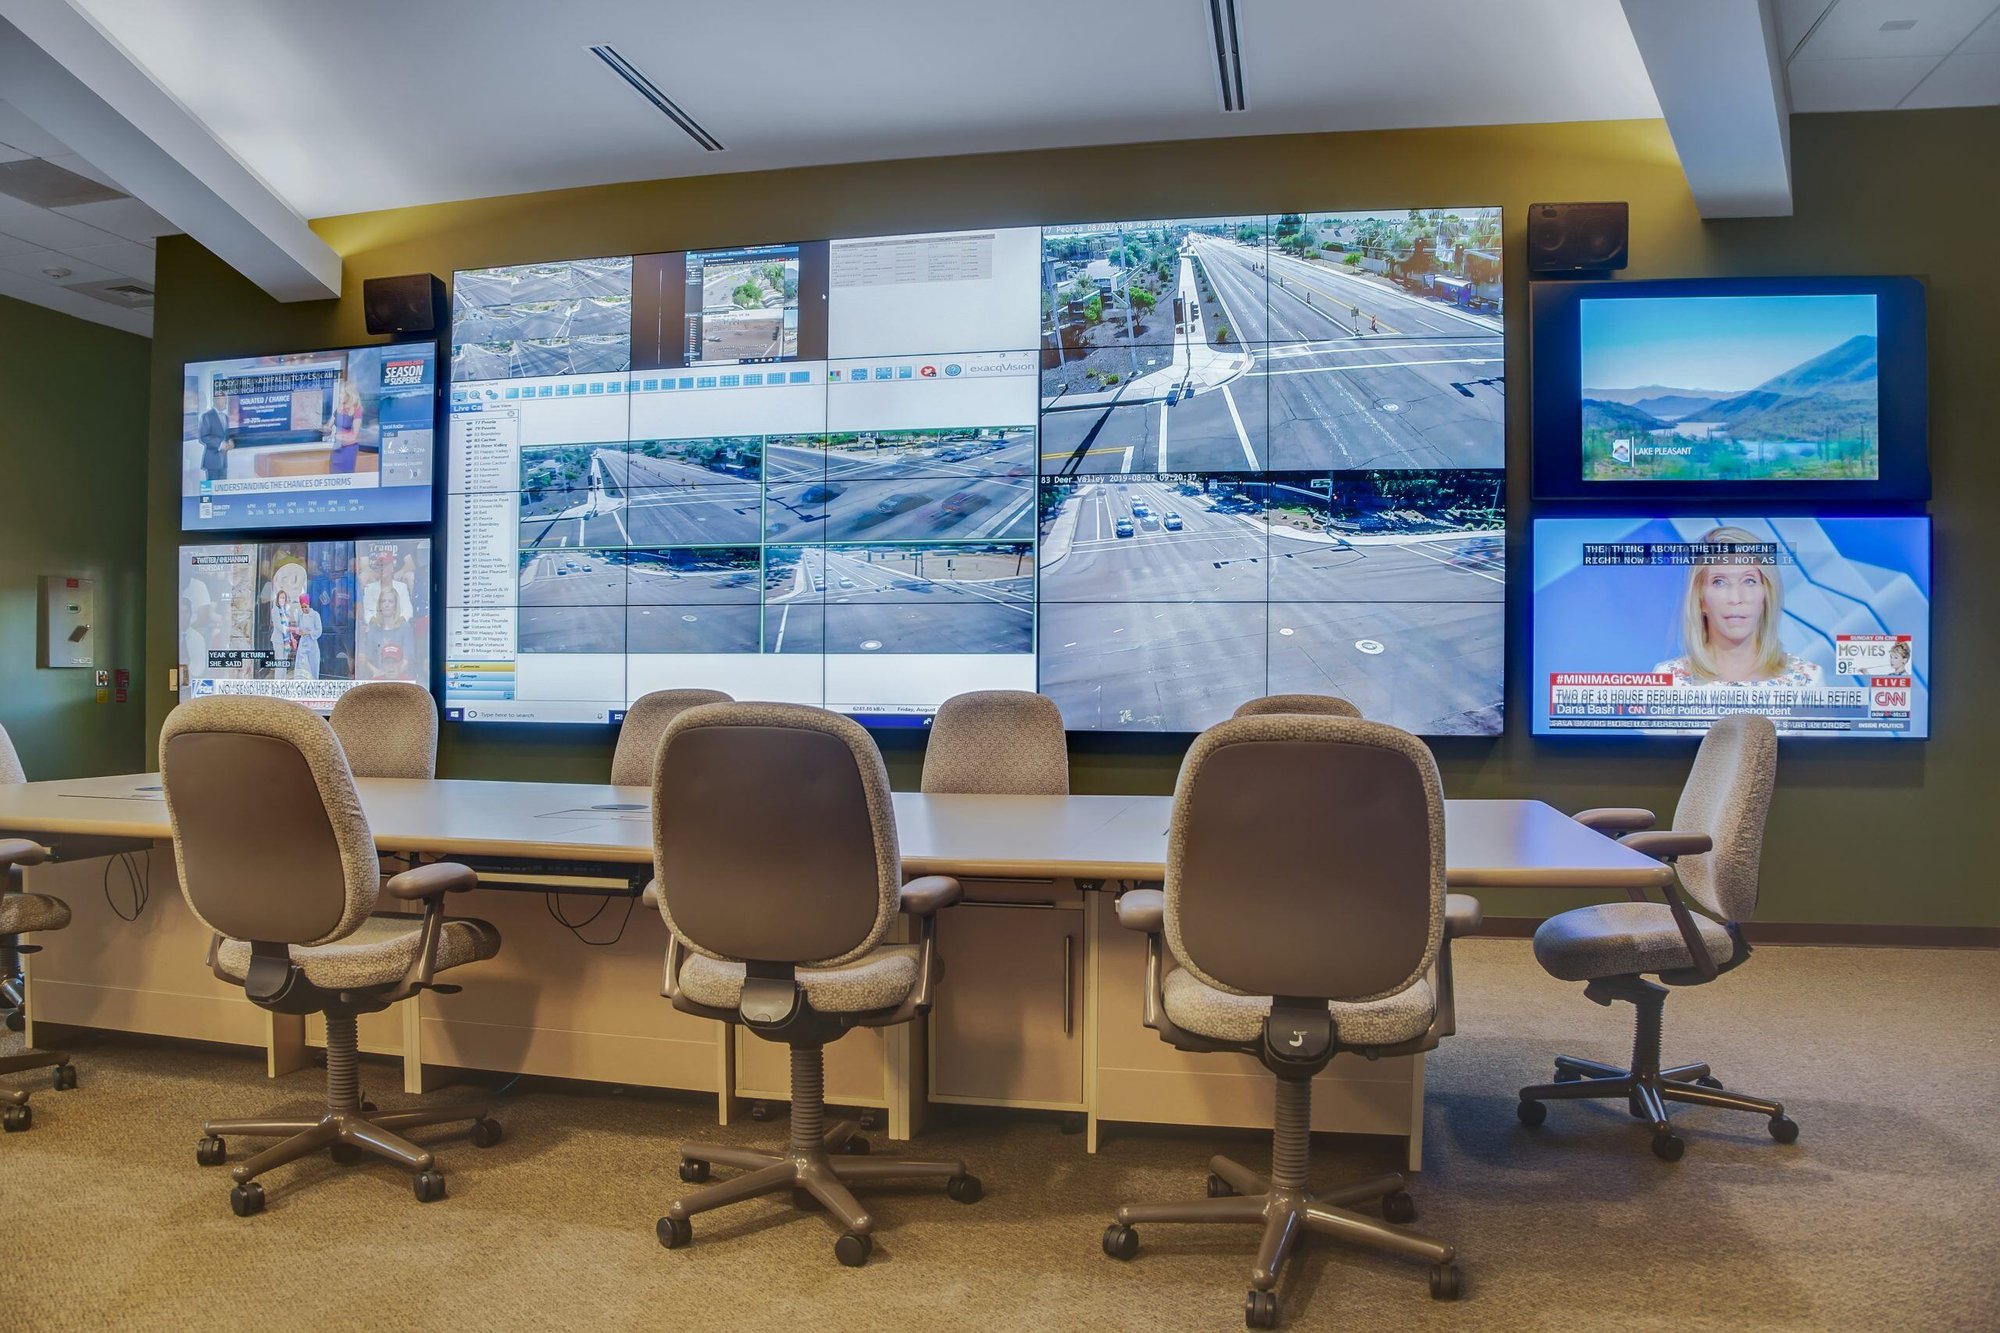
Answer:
xmin=3 ymin=938 xmax=1996 ymax=1331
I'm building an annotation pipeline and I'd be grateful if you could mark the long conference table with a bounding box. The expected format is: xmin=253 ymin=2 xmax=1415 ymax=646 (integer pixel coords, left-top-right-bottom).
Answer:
xmin=0 ymin=773 xmax=1669 ymax=1170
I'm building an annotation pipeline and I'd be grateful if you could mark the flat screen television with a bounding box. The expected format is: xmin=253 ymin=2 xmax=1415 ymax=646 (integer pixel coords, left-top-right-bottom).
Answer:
xmin=178 ymin=536 xmax=432 ymax=713
xmin=180 ymin=343 xmax=439 ymax=530
xmin=444 ymin=209 xmax=1507 ymax=734
xmin=1530 ymin=277 xmax=1928 ymax=501
xmin=1531 ymin=515 xmax=1929 ymax=738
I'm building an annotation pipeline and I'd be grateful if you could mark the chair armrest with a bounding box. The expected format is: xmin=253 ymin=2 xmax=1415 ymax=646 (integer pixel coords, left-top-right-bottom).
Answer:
xmin=1619 ymin=830 xmax=1713 ymax=863
xmin=1116 ymin=888 xmax=1164 ymax=934
xmin=898 ymin=875 xmax=961 ymax=916
xmin=383 ymin=861 xmax=478 ymax=900
xmin=0 ymin=837 xmax=51 ymax=871
xmin=641 ymin=879 xmax=661 ymax=910
xmin=1444 ymin=893 xmax=1482 ymax=938
xmin=1573 ymin=807 xmax=1656 ymax=834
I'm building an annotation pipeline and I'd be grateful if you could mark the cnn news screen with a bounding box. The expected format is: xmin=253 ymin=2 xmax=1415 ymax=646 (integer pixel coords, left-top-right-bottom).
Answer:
xmin=1532 ymin=516 xmax=1929 ymax=738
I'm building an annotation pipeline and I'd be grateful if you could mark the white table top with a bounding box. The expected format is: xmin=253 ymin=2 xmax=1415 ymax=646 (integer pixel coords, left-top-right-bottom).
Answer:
xmin=0 ymin=772 xmax=1671 ymax=890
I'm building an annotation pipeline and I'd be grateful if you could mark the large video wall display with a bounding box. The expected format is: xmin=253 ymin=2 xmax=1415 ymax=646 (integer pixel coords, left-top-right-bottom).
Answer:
xmin=445 ymin=211 xmax=1507 ymax=732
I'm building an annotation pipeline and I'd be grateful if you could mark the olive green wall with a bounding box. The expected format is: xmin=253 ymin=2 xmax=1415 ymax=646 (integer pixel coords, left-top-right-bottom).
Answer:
xmin=143 ymin=110 xmax=1999 ymax=927
xmin=0 ymin=293 xmax=149 ymax=777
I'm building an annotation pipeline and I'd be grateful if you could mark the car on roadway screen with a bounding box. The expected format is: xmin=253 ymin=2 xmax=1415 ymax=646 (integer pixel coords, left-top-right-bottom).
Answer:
xmin=1115 ymin=519 xmax=1135 ymax=538
xmin=1163 ymin=512 xmax=1183 ymax=530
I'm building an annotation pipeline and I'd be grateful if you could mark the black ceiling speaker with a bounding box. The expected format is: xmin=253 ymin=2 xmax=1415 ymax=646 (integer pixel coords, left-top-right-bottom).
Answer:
xmin=363 ymin=273 xmax=446 ymax=336
xmin=1526 ymin=203 xmax=1629 ymax=275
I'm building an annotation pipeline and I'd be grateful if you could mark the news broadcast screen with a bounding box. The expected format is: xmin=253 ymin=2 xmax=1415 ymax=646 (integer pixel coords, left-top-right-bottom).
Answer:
xmin=180 ymin=344 xmax=437 ymax=531
xmin=1532 ymin=516 xmax=1929 ymax=738
xmin=178 ymin=537 xmax=432 ymax=714
xmin=446 ymin=209 xmax=1506 ymax=733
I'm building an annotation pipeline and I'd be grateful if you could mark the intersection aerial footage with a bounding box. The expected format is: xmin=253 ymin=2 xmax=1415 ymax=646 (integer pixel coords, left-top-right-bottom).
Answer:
xmin=449 ymin=255 xmax=634 ymax=380
xmin=1039 ymin=211 xmax=1504 ymax=475
xmin=515 ymin=545 xmax=761 ymax=654
xmin=1036 ymin=470 xmax=1504 ymax=732
xmin=763 ymin=427 xmax=1035 ymax=543
xmin=763 ymin=543 xmax=1033 ymax=655
xmin=519 ymin=439 xmax=764 ymax=548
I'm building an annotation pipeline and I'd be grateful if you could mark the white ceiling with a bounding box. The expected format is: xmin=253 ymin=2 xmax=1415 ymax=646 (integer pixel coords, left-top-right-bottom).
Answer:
xmin=1778 ymin=0 xmax=2000 ymax=109
xmin=0 ymin=94 xmax=171 ymax=334
xmin=66 ymin=0 xmax=1665 ymax=219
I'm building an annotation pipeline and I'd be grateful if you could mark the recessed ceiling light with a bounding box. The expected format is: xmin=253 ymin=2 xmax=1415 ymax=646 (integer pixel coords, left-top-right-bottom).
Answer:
xmin=42 ymin=266 xmax=72 ymax=279
xmin=1880 ymin=19 xmax=1917 ymax=31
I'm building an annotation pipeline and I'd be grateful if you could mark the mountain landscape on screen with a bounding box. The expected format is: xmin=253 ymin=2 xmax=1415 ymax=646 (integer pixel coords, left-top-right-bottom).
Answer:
xmin=1582 ymin=332 xmax=1879 ymax=482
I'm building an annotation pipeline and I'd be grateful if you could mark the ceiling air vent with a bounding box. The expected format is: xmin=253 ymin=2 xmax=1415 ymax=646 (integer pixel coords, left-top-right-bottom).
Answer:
xmin=588 ymin=46 xmax=724 ymax=151
xmin=65 ymin=278 xmax=154 ymax=309
xmin=1207 ymin=0 xmax=1248 ymax=113
xmin=0 ymin=157 xmax=127 ymax=208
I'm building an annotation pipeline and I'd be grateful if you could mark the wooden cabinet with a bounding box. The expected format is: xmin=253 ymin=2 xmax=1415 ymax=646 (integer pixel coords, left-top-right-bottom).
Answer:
xmin=929 ymin=882 xmax=1086 ymax=1111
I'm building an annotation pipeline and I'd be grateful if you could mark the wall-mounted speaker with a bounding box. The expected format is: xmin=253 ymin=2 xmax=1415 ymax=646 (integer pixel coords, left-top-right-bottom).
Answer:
xmin=1526 ymin=202 xmax=1629 ymax=275
xmin=363 ymin=273 xmax=446 ymax=336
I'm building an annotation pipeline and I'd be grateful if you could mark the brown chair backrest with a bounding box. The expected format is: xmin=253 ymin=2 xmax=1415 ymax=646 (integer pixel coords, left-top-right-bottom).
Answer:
xmin=0 ymin=721 xmax=23 ymax=785
xmin=921 ymin=690 xmax=1069 ymax=795
xmin=652 ymin=702 xmax=900 ymax=967
xmin=329 ymin=681 xmax=438 ymax=779
xmin=1233 ymin=693 xmax=1362 ymax=720
xmin=160 ymin=696 xmax=380 ymax=946
xmin=611 ymin=688 xmax=733 ymax=786
xmin=1671 ymin=713 xmax=1778 ymax=922
xmin=1166 ymin=715 xmax=1445 ymax=1003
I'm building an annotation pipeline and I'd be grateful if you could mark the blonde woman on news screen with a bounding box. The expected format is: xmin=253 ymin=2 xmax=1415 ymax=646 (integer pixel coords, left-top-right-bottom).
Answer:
xmin=1653 ymin=526 xmax=1824 ymax=688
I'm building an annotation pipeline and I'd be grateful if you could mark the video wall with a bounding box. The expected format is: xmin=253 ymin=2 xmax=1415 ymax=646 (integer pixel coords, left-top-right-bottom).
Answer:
xmin=180 ymin=344 xmax=438 ymax=531
xmin=1532 ymin=516 xmax=1929 ymax=738
xmin=445 ymin=210 xmax=1508 ymax=732
xmin=177 ymin=537 xmax=432 ymax=713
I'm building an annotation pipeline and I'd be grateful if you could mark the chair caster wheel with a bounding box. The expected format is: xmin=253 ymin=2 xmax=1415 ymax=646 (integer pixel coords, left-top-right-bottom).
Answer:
xmin=748 ymin=1100 xmax=774 ymax=1122
xmin=1102 ymin=1223 xmax=1139 ymax=1261
xmin=196 ymin=1135 xmax=227 ymax=1166
xmin=1769 ymin=1115 xmax=1800 ymax=1144
xmin=1245 ymin=1287 xmax=1279 ymax=1328
xmin=1652 ymin=1132 xmax=1686 ymax=1162
xmin=1382 ymin=1190 xmax=1417 ymax=1223
xmin=229 ymin=1181 xmax=265 ymax=1217
xmin=1429 ymin=1262 xmax=1463 ymax=1300
xmin=857 ymin=1111 xmax=881 ymax=1131
xmin=657 ymin=1215 xmax=691 ymax=1249
xmin=469 ymin=1118 xmax=503 ymax=1148
xmin=2 ymin=1105 xmax=30 ymax=1132
xmin=1059 ymin=1112 xmax=1086 ymax=1135
xmin=834 ymin=1231 xmax=872 ymax=1267
xmin=330 ymin=1142 xmax=365 ymax=1166
xmin=947 ymin=1173 xmax=983 ymax=1204
xmin=839 ymin=1136 xmax=870 ymax=1155
xmin=1206 ymin=1173 xmax=1235 ymax=1198
xmin=3 ymin=1009 xmax=22 ymax=1032
xmin=1516 ymin=1099 xmax=1547 ymax=1127
xmin=412 ymin=1169 xmax=447 ymax=1202
xmin=1695 ymin=1075 xmax=1724 ymax=1089
xmin=51 ymin=1064 xmax=77 ymax=1091
xmin=678 ymin=1159 xmax=710 ymax=1183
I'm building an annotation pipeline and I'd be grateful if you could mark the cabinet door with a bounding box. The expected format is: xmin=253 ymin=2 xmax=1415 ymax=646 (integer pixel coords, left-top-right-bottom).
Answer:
xmin=930 ymin=904 xmax=1084 ymax=1109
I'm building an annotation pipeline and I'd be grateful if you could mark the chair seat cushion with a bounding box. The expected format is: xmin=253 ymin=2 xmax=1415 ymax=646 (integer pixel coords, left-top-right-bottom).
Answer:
xmin=1161 ymin=966 xmax=1436 ymax=1047
xmin=1533 ymin=901 xmax=1733 ymax=982
xmin=217 ymin=915 xmax=500 ymax=990
xmin=680 ymin=945 xmax=920 ymax=1015
xmin=0 ymin=891 xmax=70 ymax=935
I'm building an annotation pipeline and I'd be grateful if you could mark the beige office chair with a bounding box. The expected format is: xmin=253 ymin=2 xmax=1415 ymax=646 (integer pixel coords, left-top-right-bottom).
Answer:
xmin=160 ymin=696 xmax=503 ymax=1213
xmin=649 ymin=702 xmax=979 ymax=1267
xmin=1105 ymin=716 xmax=1466 ymax=1324
xmin=329 ymin=681 xmax=438 ymax=779
xmin=1 ymin=722 xmax=76 ymax=1131
xmin=1517 ymin=713 xmax=1792 ymax=1161
xmin=921 ymin=689 xmax=1068 ymax=794
xmin=1232 ymin=693 xmax=1362 ymax=720
xmin=610 ymin=688 xmax=732 ymax=786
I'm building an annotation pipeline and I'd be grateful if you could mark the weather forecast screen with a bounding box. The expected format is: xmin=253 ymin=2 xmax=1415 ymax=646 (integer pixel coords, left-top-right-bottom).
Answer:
xmin=177 ymin=537 xmax=433 ymax=714
xmin=446 ymin=209 xmax=1506 ymax=733
xmin=1578 ymin=294 xmax=1880 ymax=483
xmin=1532 ymin=516 xmax=1929 ymax=738
xmin=180 ymin=344 xmax=437 ymax=531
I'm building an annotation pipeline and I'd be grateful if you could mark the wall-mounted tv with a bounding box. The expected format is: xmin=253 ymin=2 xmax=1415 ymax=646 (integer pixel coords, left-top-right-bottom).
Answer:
xmin=445 ymin=209 xmax=1506 ymax=734
xmin=1532 ymin=516 xmax=1929 ymax=738
xmin=180 ymin=343 xmax=438 ymax=531
xmin=1530 ymin=277 xmax=1928 ymax=501
xmin=178 ymin=536 xmax=432 ymax=714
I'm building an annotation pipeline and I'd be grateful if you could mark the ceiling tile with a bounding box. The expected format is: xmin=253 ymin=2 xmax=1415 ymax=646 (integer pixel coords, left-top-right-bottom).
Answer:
xmin=1900 ymin=48 xmax=2000 ymax=102
xmin=0 ymin=246 xmax=121 ymax=286
xmin=0 ymin=196 xmax=118 ymax=251
xmin=41 ymin=153 xmax=125 ymax=192
xmin=1962 ymin=6 xmax=2000 ymax=50
xmin=1776 ymin=0 xmax=1840 ymax=56
xmin=0 ymin=99 xmax=69 ymax=159
xmin=52 ymin=196 xmax=178 ymax=241
xmin=0 ymin=230 xmax=48 ymax=259
xmin=0 ymin=144 xmax=30 ymax=166
xmin=1793 ymin=0 xmax=1999 ymax=61
xmin=66 ymin=238 xmax=156 ymax=282
xmin=1790 ymin=54 xmax=1943 ymax=108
